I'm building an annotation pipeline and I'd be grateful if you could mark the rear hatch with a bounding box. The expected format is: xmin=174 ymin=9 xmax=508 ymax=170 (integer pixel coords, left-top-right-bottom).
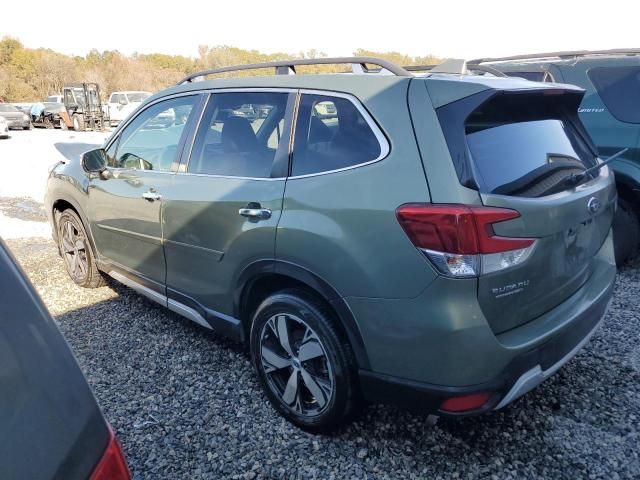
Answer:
xmin=438 ymin=87 xmax=616 ymax=334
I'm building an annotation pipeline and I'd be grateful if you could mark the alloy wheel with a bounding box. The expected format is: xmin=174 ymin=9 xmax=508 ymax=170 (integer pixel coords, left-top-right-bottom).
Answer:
xmin=259 ymin=313 xmax=334 ymax=417
xmin=60 ymin=219 xmax=89 ymax=282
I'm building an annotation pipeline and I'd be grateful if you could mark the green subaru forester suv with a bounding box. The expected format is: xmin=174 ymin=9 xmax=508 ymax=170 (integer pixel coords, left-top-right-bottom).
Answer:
xmin=470 ymin=49 xmax=640 ymax=265
xmin=45 ymin=57 xmax=616 ymax=432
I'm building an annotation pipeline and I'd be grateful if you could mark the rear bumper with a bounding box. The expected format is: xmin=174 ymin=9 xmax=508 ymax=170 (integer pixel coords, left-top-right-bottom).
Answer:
xmin=7 ymin=119 xmax=29 ymax=128
xmin=359 ymin=279 xmax=613 ymax=415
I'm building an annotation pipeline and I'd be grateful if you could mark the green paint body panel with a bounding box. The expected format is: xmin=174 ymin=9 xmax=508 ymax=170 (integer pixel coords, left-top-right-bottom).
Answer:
xmin=45 ymin=68 xmax=617 ymax=412
xmin=347 ymin=230 xmax=614 ymax=386
xmin=162 ymin=175 xmax=286 ymax=313
xmin=88 ymin=170 xmax=170 ymax=285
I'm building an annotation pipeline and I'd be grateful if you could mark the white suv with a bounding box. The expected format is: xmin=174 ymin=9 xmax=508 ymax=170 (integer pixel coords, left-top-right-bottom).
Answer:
xmin=107 ymin=91 xmax=152 ymax=125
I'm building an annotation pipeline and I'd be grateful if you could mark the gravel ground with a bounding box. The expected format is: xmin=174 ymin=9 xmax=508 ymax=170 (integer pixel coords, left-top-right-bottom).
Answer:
xmin=6 ymin=234 xmax=640 ymax=480
xmin=2 ymin=131 xmax=639 ymax=479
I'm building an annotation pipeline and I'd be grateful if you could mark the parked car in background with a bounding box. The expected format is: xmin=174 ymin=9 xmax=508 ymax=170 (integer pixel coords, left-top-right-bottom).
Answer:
xmin=0 ymin=238 xmax=131 ymax=479
xmin=46 ymin=57 xmax=616 ymax=432
xmin=0 ymin=103 xmax=32 ymax=130
xmin=0 ymin=116 xmax=9 ymax=138
xmin=107 ymin=91 xmax=152 ymax=126
xmin=469 ymin=49 xmax=640 ymax=265
xmin=46 ymin=94 xmax=64 ymax=103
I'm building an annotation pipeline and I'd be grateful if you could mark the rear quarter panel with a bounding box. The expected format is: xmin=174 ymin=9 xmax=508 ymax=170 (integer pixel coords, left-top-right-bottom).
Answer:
xmin=276 ymin=79 xmax=437 ymax=299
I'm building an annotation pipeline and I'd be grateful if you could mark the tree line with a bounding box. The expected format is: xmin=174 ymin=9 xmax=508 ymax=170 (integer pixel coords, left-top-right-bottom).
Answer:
xmin=0 ymin=38 xmax=441 ymax=102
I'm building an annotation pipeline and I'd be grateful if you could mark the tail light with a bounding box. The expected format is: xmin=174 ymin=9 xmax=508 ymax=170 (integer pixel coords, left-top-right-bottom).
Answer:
xmin=396 ymin=204 xmax=536 ymax=277
xmin=90 ymin=426 xmax=131 ymax=480
xmin=440 ymin=392 xmax=492 ymax=413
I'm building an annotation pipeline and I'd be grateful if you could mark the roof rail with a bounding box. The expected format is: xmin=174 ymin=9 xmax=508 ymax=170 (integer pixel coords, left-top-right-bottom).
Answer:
xmin=177 ymin=57 xmax=412 ymax=84
xmin=469 ymin=48 xmax=640 ymax=64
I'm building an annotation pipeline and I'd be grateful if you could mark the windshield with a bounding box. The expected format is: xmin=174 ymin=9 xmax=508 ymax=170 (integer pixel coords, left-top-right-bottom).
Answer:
xmin=0 ymin=104 xmax=19 ymax=112
xmin=127 ymin=93 xmax=151 ymax=103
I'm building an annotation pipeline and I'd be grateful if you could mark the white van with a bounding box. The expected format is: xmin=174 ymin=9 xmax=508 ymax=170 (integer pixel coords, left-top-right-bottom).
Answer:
xmin=107 ymin=91 xmax=152 ymax=125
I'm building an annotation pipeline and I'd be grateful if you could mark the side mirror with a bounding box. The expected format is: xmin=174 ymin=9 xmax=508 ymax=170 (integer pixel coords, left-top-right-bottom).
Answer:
xmin=81 ymin=148 xmax=108 ymax=177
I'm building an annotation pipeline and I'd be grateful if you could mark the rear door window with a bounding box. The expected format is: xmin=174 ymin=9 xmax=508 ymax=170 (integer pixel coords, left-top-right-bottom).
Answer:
xmin=588 ymin=66 xmax=640 ymax=123
xmin=291 ymin=94 xmax=384 ymax=176
xmin=463 ymin=92 xmax=596 ymax=197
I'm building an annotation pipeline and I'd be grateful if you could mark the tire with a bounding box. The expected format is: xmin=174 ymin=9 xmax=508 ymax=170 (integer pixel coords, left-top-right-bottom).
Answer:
xmin=613 ymin=198 xmax=640 ymax=266
xmin=23 ymin=123 xmax=32 ymax=130
xmin=72 ymin=114 xmax=85 ymax=132
xmin=57 ymin=209 xmax=106 ymax=288
xmin=250 ymin=289 xmax=359 ymax=433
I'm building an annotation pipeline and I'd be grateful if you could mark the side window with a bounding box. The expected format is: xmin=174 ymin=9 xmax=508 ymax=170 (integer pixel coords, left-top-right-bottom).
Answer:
xmin=588 ymin=66 xmax=640 ymax=123
xmin=109 ymin=94 xmax=117 ymax=104
xmin=111 ymin=95 xmax=197 ymax=171
xmin=64 ymin=90 xmax=74 ymax=105
xmin=188 ymin=92 xmax=289 ymax=178
xmin=291 ymin=94 xmax=382 ymax=176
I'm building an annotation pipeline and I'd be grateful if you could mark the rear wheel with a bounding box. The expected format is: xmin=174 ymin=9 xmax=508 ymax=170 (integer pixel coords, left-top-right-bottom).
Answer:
xmin=23 ymin=123 xmax=32 ymax=130
xmin=72 ymin=114 xmax=85 ymax=132
xmin=57 ymin=209 xmax=106 ymax=288
xmin=250 ymin=289 xmax=359 ymax=432
xmin=613 ymin=198 xmax=640 ymax=266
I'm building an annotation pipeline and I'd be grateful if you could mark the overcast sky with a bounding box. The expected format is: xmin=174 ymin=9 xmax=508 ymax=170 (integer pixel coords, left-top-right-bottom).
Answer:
xmin=2 ymin=1 xmax=639 ymax=59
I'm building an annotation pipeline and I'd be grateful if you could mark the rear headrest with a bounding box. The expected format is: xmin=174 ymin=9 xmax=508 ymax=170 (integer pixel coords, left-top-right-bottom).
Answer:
xmin=222 ymin=116 xmax=257 ymax=153
xmin=308 ymin=116 xmax=333 ymax=144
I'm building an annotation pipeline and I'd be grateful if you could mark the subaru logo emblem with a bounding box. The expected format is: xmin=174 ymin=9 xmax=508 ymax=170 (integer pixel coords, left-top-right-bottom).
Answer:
xmin=587 ymin=197 xmax=601 ymax=215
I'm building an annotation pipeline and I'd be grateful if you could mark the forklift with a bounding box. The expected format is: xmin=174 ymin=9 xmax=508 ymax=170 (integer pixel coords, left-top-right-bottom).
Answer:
xmin=60 ymin=83 xmax=109 ymax=131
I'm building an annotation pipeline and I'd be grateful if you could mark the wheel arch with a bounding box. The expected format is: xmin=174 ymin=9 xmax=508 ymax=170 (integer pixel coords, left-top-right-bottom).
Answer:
xmin=235 ymin=260 xmax=370 ymax=369
xmin=51 ymin=196 xmax=98 ymax=254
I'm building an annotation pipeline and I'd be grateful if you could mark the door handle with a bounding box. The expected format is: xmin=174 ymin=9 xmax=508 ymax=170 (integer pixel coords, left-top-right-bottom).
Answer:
xmin=142 ymin=190 xmax=161 ymax=201
xmin=239 ymin=203 xmax=271 ymax=219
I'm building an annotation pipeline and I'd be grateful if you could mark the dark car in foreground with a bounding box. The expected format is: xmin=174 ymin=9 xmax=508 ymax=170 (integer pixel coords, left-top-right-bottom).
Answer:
xmin=0 ymin=103 xmax=32 ymax=130
xmin=0 ymin=238 xmax=130 ymax=479
xmin=470 ymin=49 xmax=640 ymax=264
xmin=46 ymin=57 xmax=616 ymax=432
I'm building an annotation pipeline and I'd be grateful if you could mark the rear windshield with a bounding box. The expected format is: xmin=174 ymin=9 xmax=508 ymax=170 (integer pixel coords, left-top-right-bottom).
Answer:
xmin=464 ymin=93 xmax=595 ymax=197
xmin=588 ymin=66 xmax=640 ymax=124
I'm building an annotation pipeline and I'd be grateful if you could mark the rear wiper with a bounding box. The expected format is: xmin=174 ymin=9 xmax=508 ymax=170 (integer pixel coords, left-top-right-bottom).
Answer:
xmin=565 ymin=148 xmax=629 ymax=187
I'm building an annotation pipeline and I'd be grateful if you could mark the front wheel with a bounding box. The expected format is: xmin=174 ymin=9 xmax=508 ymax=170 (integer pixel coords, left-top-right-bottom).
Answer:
xmin=250 ymin=289 xmax=359 ymax=433
xmin=57 ymin=209 xmax=106 ymax=288
xmin=72 ymin=114 xmax=85 ymax=132
xmin=613 ymin=198 xmax=640 ymax=266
